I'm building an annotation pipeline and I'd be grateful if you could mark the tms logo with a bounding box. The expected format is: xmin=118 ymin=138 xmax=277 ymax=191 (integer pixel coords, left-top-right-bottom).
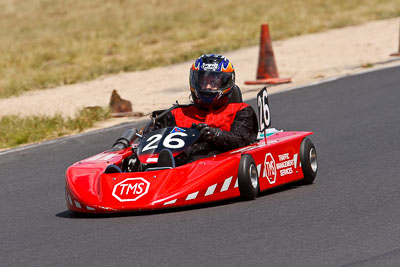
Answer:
xmin=112 ymin=178 xmax=150 ymax=202
xmin=263 ymin=153 xmax=277 ymax=184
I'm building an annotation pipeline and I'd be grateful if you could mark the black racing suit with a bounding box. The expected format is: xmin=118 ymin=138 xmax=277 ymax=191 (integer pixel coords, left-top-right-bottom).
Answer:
xmin=148 ymin=102 xmax=258 ymax=165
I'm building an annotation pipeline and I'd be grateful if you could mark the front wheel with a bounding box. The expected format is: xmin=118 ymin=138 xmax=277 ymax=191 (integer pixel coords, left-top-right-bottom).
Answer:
xmin=299 ymin=138 xmax=318 ymax=184
xmin=238 ymin=154 xmax=260 ymax=200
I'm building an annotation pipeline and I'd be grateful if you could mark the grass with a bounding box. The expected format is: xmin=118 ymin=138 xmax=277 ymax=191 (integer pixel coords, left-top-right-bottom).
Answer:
xmin=0 ymin=0 xmax=400 ymax=98
xmin=361 ymin=63 xmax=374 ymax=68
xmin=0 ymin=107 xmax=110 ymax=149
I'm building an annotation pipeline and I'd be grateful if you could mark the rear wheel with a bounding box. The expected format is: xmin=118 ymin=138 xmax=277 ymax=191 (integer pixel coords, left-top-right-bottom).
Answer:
xmin=299 ymin=138 xmax=318 ymax=184
xmin=238 ymin=154 xmax=259 ymax=200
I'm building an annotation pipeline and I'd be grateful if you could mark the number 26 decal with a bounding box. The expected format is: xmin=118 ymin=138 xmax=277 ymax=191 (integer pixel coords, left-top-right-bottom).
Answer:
xmin=141 ymin=132 xmax=187 ymax=152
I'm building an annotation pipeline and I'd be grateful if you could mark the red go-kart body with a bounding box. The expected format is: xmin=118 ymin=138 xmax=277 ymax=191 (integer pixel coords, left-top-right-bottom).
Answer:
xmin=65 ymin=130 xmax=316 ymax=213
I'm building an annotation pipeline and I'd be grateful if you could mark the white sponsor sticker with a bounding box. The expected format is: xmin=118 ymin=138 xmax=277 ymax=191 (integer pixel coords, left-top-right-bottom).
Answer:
xmin=202 ymin=63 xmax=219 ymax=70
xmin=263 ymin=153 xmax=277 ymax=184
xmin=276 ymin=153 xmax=299 ymax=177
xmin=112 ymin=178 xmax=150 ymax=202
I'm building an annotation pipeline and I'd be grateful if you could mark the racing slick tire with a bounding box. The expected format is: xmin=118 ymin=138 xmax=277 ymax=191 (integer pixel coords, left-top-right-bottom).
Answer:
xmin=299 ymin=138 xmax=318 ymax=184
xmin=238 ymin=154 xmax=260 ymax=200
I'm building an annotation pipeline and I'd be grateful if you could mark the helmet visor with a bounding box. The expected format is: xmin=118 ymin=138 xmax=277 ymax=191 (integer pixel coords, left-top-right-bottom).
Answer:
xmin=190 ymin=70 xmax=234 ymax=91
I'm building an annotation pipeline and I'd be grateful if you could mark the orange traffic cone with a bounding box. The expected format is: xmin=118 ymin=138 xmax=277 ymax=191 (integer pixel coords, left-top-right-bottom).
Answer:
xmin=390 ymin=19 xmax=400 ymax=56
xmin=245 ymin=24 xmax=291 ymax=85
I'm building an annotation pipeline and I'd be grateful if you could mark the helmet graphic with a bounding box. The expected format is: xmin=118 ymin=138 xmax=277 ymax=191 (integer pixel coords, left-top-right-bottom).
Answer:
xmin=189 ymin=54 xmax=235 ymax=109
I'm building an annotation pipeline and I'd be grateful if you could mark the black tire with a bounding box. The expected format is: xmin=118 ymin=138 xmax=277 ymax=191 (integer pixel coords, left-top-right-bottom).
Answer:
xmin=299 ymin=138 xmax=318 ymax=184
xmin=238 ymin=154 xmax=259 ymax=200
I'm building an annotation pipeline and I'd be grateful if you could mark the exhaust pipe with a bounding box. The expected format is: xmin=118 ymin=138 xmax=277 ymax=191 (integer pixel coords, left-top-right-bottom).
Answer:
xmin=111 ymin=128 xmax=138 ymax=151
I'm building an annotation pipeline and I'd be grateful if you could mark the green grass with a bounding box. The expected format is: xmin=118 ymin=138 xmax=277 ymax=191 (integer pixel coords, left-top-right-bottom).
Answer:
xmin=0 ymin=0 xmax=400 ymax=98
xmin=0 ymin=107 xmax=110 ymax=149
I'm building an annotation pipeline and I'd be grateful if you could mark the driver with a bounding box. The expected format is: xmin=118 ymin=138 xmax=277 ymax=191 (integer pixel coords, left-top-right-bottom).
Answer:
xmin=155 ymin=54 xmax=258 ymax=166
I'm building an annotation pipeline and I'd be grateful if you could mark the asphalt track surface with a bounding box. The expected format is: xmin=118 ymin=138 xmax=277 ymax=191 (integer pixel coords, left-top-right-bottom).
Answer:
xmin=1 ymin=65 xmax=400 ymax=266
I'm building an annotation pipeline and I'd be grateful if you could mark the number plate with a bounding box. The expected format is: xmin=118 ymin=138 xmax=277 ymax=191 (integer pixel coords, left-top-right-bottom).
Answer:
xmin=257 ymin=87 xmax=271 ymax=132
xmin=137 ymin=127 xmax=200 ymax=161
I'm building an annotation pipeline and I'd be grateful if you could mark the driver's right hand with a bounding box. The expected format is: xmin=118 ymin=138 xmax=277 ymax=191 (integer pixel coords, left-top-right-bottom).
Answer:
xmin=191 ymin=123 xmax=222 ymax=142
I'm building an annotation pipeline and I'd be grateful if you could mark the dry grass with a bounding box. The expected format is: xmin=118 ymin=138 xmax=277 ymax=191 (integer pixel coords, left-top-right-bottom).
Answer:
xmin=0 ymin=107 xmax=110 ymax=149
xmin=0 ymin=0 xmax=399 ymax=98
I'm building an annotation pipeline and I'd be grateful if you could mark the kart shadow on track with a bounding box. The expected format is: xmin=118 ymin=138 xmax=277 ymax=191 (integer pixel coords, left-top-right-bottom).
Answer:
xmin=56 ymin=182 xmax=306 ymax=219
xmin=56 ymin=198 xmax=240 ymax=219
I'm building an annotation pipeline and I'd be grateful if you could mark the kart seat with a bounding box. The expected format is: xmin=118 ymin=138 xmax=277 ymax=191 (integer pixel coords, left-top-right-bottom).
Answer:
xmin=229 ymin=85 xmax=243 ymax=103
xmin=157 ymin=149 xmax=175 ymax=168
xmin=104 ymin=164 xmax=122 ymax=173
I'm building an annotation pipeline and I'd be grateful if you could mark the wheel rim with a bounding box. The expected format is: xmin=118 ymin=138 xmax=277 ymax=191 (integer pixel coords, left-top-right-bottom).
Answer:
xmin=249 ymin=164 xmax=258 ymax=189
xmin=309 ymin=147 xmax=318 ymax=173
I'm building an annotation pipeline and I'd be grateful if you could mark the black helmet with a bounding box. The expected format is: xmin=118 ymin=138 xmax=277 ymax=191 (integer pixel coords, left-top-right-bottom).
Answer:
xmin=190 ymin=54 xmax=235 ymax=109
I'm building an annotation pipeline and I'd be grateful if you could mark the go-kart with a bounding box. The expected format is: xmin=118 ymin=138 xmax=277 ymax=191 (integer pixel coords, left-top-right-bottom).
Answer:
xmin=65 ymin=88 xmax=318 ymax=213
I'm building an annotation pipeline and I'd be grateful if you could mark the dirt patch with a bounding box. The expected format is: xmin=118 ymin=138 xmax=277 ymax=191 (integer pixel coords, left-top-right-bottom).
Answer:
xmin=1 ymin=18 xmax=400 ymax=130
